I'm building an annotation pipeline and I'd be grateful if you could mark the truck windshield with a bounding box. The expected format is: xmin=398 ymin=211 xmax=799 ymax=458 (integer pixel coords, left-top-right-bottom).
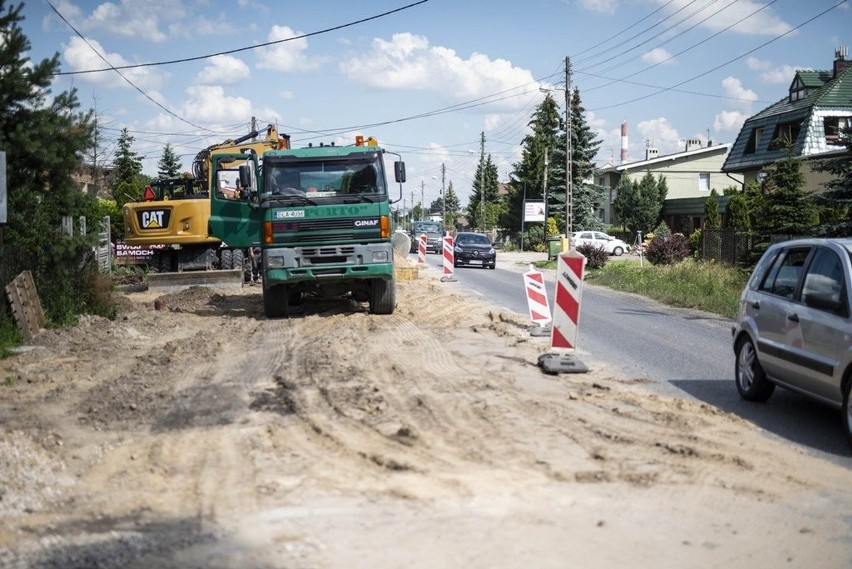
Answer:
xmin=264 ymin=157 xmax=386 ymax=199
xmin=413 ymin=221 xmax=443 ymax=234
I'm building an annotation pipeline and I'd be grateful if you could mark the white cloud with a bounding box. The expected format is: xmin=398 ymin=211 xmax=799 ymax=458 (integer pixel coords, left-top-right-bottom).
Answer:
xmin=746 ymin=57 xmax=802 ymax=84
xmin=195 ymin=55 xmax=251 ymax=86
xmin=641 ymin=48 xmax=673 ymax=65
xmin=55 ymin=0 xmax=189 ymax=42
xmin=636 ymin=117 xmax=680 ymax=154
xmin=255 ymin=25 xmax=326 ymax=72
xmin=339 ymin=33 xmax=537 ymax=109
xmin=663 ymin=0 xmax=793 ymax=36
xmin=714 ymin=110 xmax=748 ymax=133
xmin=62 ymin=36 xmax=169 ymax=90
xmin=181 ymin=85 xmax=253 ymax=122
xmin=720 ymin=76 xmax=758 ymax=111
xmin=577 ymin=0 xmax=618 ymax=14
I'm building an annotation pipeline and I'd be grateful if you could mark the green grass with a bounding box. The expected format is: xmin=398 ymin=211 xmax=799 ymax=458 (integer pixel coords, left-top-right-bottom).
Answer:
xmin=537 ymin=258 xmax=750 ymax=319
xmin=0 ymin=311 xmax=23 ymax=360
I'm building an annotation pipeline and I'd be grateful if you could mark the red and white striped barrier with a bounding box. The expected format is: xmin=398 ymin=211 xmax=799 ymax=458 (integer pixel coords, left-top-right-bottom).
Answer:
xmin=550 ymin=250 xmax=585 ymax=350
xmin=417 ymin=234 xmax=427 ymax=264
xmin=523 ymin=267 xmax=551 ymax=329
xmin=538 ymin=250 xmax=589 ymax=374
xmin=441 ymin=235 xmax=456 ymax=282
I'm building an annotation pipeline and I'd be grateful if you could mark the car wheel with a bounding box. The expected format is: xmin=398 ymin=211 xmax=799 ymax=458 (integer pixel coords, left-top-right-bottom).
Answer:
xmin=842 ymin=378 xmax=852 ymax=448
xmin=488 ymin=263 xmax=496 ymax=269
xmin=612 ymin=246 xmax=624 ymax=256
xmin=735 ymin=337 xmax=775 ymax=401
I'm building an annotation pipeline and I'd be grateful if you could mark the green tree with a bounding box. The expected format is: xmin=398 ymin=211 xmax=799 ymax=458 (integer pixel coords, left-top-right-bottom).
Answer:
xmin=813 ymin=126 xmax=852 ymax=235
xmin=157 ymin=142 xmax=182 ymax=178
xmin=564 ymin=88 xmax=604 ymax=233
xmin=726 ymin=192 xmax=751 ymax=230
xmin=467 ymin=152 xmax=502 ymax=230
xmin=758 ymin=153 xmax=817 ymax=235
xmin=502 ymin=95 xmax=561 ymax=240
xmin=704 ymin=189 xmax=721 ymax=229
xmin=111 ymin=127 xmax=144 ymax=206
xmin=612 ymin=171 xmax=667 ymax=235
xmin=0 ymin=0 xmax=107 ymax=324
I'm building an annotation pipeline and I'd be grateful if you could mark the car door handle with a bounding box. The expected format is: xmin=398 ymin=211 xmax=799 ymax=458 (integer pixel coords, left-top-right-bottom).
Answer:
xmin=787 ymin=313 xmax=799 ymax=323
xmin=751 ymin=301 xmax=760 ymax=310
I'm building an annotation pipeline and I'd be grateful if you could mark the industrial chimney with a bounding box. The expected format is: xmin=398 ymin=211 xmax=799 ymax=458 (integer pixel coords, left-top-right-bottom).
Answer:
xmin=621 ymin=122 xmax=628 ymax=164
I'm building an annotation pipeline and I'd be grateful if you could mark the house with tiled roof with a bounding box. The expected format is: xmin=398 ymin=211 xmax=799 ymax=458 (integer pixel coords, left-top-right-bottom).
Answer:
xmin=722 ymin=48 xmax=852 ymax=190
xmin=597 ymin=138 xmax=733 ymax=234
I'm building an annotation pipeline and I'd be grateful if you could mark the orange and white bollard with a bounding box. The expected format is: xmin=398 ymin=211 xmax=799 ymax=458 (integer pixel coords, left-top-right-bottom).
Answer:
xmin=440 ymin=235 xmax=456 ymax=282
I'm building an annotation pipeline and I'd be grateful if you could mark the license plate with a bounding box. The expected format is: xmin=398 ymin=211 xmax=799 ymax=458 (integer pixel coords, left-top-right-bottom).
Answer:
xmin=469 ymin=259 xmax=482 ymax=265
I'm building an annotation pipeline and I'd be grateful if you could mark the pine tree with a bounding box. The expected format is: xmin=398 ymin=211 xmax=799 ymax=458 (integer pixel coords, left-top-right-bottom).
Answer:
xmin=0 ymin=0 xmax=99 ymax=321
xmin=612 ymin=172 xmax=667 ymax=235
xmin=502 ymin=94 xmax=561 ymax=243
xmin=813 ymin=127 xmax=852 ymax=235
xmin=109 ymin=128 xmax=145 ymax=206
xmin=564 ymin=88 xmax=604 ymax=233
xmin=704 ymin=189 xmax=721 ymax=229
xmin=758 ymin=153 xmax=817 ymax=236
xmin=157 ymin=143 xmax=182 ymax=178
xmin=467 ymin=153 xmax=501 ymax=230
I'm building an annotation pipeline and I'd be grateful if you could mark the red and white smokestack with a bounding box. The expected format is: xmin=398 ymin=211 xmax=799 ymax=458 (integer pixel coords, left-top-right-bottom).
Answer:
xmin=620 ymin=122 xmax=628 ymax=164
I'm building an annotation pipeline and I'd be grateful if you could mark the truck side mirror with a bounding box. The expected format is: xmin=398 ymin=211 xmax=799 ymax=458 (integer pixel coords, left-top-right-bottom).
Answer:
xmin=239 ymin=163 xmax=252 ymax=189
xmin=394 ymin=161 xmax=406 ymax=184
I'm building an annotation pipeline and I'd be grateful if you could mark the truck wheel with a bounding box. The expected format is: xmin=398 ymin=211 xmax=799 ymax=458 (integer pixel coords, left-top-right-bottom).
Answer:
xmin=369 ymin=278 xmax=395 ymax=315
xmin=263 ymin=285 xmax=289 ymax=318
xmin=231 ymin=248 xmax=244 ymax=271
xmin=220 ymin=249 xmax=233 ymax=271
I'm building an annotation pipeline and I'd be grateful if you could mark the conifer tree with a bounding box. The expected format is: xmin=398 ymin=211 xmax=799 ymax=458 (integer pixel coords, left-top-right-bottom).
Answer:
xmin=467 ymin=153 xmax=501 ymax=230
xmin=758 ymin=154 xmax=817 ymax=236
xmin=110 ymin=128 xmax=144 ymax=206
xmin=157 ymin=143 xmax=182 ymax=178
xmin=813 ymin=127 xmax=852 ymax=235
xmin=564 ymin=88 xmax=604 ymax=233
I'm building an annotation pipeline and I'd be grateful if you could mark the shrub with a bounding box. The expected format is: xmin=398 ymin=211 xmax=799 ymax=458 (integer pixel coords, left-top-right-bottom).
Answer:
xmin=646 ymin=233 xmax=691 ymax=265
xmin=689 ymin=229 xmax=702 ymax=258
xmin=653 ymin=221 xmax=672 ymax=237
xmin=575 ymin=243 xmax=609 ymax=269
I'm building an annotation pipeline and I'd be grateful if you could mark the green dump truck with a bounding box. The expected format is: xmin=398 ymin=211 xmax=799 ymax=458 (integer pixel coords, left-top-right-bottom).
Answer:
xmin=208 ymin=135 xmax=406 ymax=317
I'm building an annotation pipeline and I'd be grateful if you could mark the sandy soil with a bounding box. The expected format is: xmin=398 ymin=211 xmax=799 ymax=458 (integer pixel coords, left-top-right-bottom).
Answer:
xmin=1 ymin=260 xmax=851 ymax=569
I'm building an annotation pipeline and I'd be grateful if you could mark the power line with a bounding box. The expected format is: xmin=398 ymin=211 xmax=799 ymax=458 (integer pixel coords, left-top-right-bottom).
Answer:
xmin=590 ymin=0 xmax=848 ymax=112
xmin=53 ymin=0 xmax=431 ymax=76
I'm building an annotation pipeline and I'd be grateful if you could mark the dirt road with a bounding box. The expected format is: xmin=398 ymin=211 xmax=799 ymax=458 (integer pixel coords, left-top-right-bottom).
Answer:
xmin=1 ymin=262 xmax=850 ymax=568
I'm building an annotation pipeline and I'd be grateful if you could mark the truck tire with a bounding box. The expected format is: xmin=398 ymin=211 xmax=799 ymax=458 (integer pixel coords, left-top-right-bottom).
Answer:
xmin=263 ymin=285 xmax=289 ymax=318
xmin=230 ymin=248 xmax=244 ymax=271
xmin=368 ymin=278 xmax=395 ymax=315
xmin=220 ymin=249 xmax=233 ymax=271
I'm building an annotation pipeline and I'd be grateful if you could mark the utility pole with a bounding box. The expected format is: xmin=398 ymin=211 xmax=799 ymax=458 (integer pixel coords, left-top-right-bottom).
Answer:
xmin=441 ymin=162 xmax=446 ymax=231
xmin=479 ymin=131 xmax=485 ymax=232
xmin=565 ymin=55 xmax=573 ymax=238
xmin=420 ymin=179 xmax=425 ymax=218
xmin=543 ymin=147 xmax=549 ymax=243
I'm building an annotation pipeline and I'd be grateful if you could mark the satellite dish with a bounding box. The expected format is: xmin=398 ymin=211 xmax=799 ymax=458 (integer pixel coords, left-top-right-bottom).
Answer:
xmin=677 ymin=138 xmax=686 ymax=148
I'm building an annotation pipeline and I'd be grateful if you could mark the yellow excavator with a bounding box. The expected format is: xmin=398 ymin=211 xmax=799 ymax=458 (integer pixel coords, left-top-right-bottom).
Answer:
xmin=122 ymin=124 xmax=290 ymax=282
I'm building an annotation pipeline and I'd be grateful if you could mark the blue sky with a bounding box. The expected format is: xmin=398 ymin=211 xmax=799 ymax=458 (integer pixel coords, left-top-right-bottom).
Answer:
xmin=19 ymin=0 xmax=851 ymax=209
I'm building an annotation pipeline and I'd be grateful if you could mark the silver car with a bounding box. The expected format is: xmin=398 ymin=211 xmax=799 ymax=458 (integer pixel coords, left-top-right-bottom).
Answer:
xmin=732 ymin=238 xmax=852 ymax=445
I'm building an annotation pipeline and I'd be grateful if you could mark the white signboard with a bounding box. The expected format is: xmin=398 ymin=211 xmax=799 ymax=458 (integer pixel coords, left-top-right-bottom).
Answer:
xmin=524 ymin=200 xmax=545 ymax=223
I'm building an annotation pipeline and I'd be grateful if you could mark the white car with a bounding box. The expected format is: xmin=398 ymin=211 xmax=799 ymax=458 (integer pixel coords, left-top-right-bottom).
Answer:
xmin=572 ymin=231 xmax=630 ymax=256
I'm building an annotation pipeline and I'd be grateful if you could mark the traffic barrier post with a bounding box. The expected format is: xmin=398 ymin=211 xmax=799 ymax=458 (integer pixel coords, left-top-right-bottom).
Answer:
xmin=417 ymin=234 xmax=427 ymax=264
xmin=538 ymin=250 xmax=589 ymax=374
xmin=440 ymin=235 xmax=457 ymax=282
xmin=523 ymin=266 xmax=551 ymax=336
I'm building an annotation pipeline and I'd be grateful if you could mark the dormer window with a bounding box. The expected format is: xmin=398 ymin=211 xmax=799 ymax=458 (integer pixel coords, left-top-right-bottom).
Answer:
xmin=789 ymin=76 xmax=807 ymax=102
xmin=744 ymin=127 xmax=763 ymax=154
xmin=769 ymin=121 xmax=801 ymax=151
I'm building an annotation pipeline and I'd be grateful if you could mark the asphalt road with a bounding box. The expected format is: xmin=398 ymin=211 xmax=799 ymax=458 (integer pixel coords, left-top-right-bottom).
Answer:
xmin=412 ymin=250 xmax=852 ymax=465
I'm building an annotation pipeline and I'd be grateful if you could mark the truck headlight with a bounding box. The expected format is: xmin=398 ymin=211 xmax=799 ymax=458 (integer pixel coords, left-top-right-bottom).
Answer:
xmin=372 ymin=251 xmax=389 ymax=262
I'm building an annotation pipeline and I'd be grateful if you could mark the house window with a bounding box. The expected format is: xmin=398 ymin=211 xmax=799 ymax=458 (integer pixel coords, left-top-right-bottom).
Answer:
xmin=744 ymin=127 xmax=763 ymax=154
xmin=699 ymin=173 xmax=710 ymax=192
xmin=769 ymin=121 xmax=801 ymax=151
xmin=825 ymin=116 xmax=852 ymax=144
xmin=789 ymin=77 xmax=807 ymax=103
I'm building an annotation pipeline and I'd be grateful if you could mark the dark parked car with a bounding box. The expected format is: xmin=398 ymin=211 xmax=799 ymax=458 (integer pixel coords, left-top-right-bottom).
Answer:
xmin=453 ymin=232 xmax=496 ymax=269
xmin=731 ymin=238 xmax=852 ymax=445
